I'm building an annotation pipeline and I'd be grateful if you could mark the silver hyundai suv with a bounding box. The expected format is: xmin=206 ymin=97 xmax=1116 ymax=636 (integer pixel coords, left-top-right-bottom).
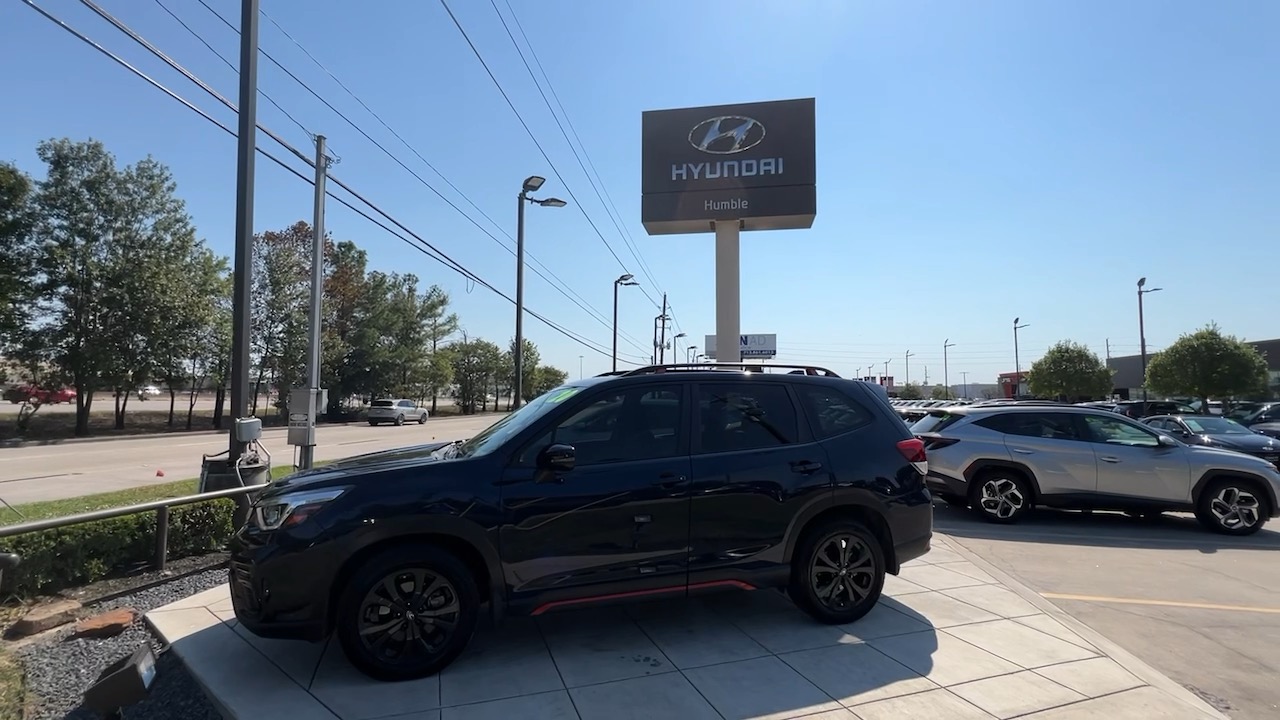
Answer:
xmin=913 ymin=405 xmax=1280 ymax=535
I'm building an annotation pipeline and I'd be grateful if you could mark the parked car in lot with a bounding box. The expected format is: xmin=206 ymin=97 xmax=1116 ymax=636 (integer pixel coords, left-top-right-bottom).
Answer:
xmin=913 ymin=405 xmax=1280 ymax=535
xmin=1110 ymin=400 xmax=1199 ymax=419
xmin=1233 ymin=402 xmax=1280 ymax=428
xmin=367 ymin=398 xmax=429 ymax=426
xmin=230 ymin=364 xmax=934 ymax=680
xmin=1142 ymin=415 xmax=1280 ymax=469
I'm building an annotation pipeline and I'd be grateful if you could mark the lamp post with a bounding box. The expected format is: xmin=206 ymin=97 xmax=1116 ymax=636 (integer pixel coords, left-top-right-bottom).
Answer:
xmin=883 ymin=360 xmax=891 ymax=389
xmin=1013 ymin=317 xmax=1029 ymax=399
xmin=1137 ymin=277 xmax=1162 ymax=401
xmin=905 ymin=350 xmax=915 ymax=385
xmin=514 ymin=175 xmax=566 ymax=410
xmin=672 ymin=332 xmax=686 ymax=364
xmin=943 ymin=339 xmax=956 ymax=400
xmin=612 ymin=274 xmax=637 ymax=372
xmin=687 ymin=346 xmax=696 ymax=363
xmin=960 ymin=371 xmax=969 ymax=400
xmin=578 ymin=355 xmax=584 ymax=379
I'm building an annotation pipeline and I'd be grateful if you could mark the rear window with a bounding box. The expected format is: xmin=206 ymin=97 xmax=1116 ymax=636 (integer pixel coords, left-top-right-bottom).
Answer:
xmin=910 ymin=411 xmax=965 ymax=434
xmin=372 ymin=400 xmax=394 ymax=407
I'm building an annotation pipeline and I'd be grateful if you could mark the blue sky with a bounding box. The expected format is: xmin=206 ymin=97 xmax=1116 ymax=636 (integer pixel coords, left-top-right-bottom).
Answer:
xmin=3 ymin=0 xmax=1277 ymax=386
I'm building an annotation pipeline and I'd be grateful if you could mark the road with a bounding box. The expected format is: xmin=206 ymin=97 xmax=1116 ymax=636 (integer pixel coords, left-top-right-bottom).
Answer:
xmin=935 ymin=501 xmax=1280 ymax=719
xmin=8 ymin=394 xmax=461 ymax=414
xmin=0 ymin=413 xmax=503 ymax=505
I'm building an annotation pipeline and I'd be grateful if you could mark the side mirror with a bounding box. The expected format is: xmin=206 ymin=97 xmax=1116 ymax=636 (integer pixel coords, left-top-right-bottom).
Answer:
xmin=1157 ymin=434 xmax=1179 ymax=448
xmin=536 ymin=444 xmax=576 ymax=477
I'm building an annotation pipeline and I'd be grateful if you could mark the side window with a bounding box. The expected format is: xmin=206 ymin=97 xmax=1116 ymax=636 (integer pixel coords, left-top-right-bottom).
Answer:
xmin=975 ymin=413 xmax=1080 ymax=440
xmin=798 ymin=386 xmax=873 ymax=439
xmin=1083 ymin=415 xmax=1160 ymax=447
xmin=1146 ymin=418 xmax=1168 ymax=431
xmin=399 ymin=400 xmax=412 ymax=408
xmin=519 ymin=385 xmax=683 ymax=467
xmin=698 ymin=383 xmax=798 ymax=453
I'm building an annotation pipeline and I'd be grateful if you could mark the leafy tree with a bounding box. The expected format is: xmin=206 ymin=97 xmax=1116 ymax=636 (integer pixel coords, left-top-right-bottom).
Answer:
xmin=1146 ymin=324 xmax=1269 ymax=409
xmin=930 ymin=385 xmax=954 ymax=400
xmin=422 ymin=285 xmax=459 ymax=413
xmin=0 ymin=162 xmax=36 ymax=357
xmin=503 ymin=338 xmax=541 ymax=408
xmin=533 ymin=365 xmax=569 ymax=395
xmin=250 ymin=222 xmax=312 ymax=414
xmin=897 ymin=383 xmax=923 ymax=400
xmin=1027 ymin=341 xmax=1113 ymax=402
xmin=447 ymin=335 xmax=501 ymax=414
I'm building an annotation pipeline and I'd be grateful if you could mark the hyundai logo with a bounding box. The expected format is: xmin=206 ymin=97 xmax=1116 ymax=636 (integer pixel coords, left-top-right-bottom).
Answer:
xmin=689 ymin=116 xmax=766 ymax=155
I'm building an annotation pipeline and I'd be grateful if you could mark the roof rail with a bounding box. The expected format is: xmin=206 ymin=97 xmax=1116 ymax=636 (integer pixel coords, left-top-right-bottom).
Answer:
xmin=619 ymin=362 xmax=842 ymax=378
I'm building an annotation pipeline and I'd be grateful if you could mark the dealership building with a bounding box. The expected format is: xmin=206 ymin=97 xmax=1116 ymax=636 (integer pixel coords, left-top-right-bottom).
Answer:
xmin=1106 ymin=337 xmax=1280 ymax=399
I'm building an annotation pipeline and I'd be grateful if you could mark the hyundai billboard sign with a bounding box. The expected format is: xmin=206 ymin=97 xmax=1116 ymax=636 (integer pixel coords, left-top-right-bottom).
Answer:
xmin=642 ymin=98 xmax=816 ymax=235
xmin=704 ymin=334 xmax=777 ymax=360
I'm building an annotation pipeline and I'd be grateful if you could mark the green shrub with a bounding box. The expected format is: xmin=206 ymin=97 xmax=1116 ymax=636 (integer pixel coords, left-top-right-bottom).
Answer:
xmin=0 ymin=499 xmax=236 ymax=598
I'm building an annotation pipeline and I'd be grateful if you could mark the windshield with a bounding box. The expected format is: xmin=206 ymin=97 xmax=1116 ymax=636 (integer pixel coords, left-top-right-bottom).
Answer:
xmin=452 ymin=385 xmax=586 ymax=459
xmin=1184 ymin=417 xmax=1251 ymax=434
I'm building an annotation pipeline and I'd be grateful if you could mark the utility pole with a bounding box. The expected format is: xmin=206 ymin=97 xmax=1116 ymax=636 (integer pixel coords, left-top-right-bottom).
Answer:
xmin=578 ymin=355 xmax=583 ymax=379
xmin=658 ymin=293 xmax=668 ymax=364
xmin=923 ymin=366 xmax=929 ymax=386
xmin=1137 ymin=277 xmax=1162 ymax=402
xmin=297 ymin=135 xmax=328 ymax=471
xmin=229 ymin=0 xmax=260 ymax=460
xmin=1105 ymin=338 xmax=1111 ymax=360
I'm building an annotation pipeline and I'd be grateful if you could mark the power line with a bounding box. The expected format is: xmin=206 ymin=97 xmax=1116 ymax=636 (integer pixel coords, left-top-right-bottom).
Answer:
xmin=31 ymin=0 xmax=646 ymax=364
xmin=436 ymin=0 xmax=648 ymax=301
xmin=180 ymin=0 xmax=650 ymax=356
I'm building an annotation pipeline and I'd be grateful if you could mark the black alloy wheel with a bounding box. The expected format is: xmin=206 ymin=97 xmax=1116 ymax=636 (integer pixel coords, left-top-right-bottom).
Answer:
xmin=790 ymin=520 xmax=884 ymax=625
xmin=337 ymin=546 xmax=479 ymax=681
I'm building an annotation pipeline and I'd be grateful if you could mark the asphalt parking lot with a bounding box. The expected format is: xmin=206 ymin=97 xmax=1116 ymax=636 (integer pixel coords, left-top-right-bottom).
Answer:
xmin=934 ymin=501 xmax=1280 ymax=719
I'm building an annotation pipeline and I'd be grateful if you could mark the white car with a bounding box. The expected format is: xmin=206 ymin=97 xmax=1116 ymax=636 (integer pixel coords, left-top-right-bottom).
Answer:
xmin=367 ymin=399 xmax=429 ymax=426
xmin=137 ymin=385 xmax=161 ymax=400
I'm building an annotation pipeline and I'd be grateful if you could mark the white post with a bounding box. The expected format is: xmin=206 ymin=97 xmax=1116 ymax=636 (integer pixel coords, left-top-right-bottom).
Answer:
xmin=714 ymin=220 xmax=741 ymax=364
xmin=299 ymin=135 xmax=326 ymax=470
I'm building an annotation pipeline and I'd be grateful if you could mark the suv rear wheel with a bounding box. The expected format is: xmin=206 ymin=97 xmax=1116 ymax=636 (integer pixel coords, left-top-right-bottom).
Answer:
xmin=789 ymin=519 xmax=884 ymax=625
xmin=336 ymin=545 xmax=480 ymax=681
xmin=970 ymin=469 xmax=1032 ymax=524
xmin=1195 ymin=478 xmax=1269 ymax=536
xmin=394 ymin=414 xmax=405 ymax=426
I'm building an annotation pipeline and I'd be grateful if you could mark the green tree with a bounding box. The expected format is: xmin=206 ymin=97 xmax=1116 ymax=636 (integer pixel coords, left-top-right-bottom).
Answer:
xmin=1146 ymin=324 xmax=1269 ymax=409
xmin=422 ymin=285 xmax=459 ymax=413
xmin=0 ymin=162 xmax=36 ymax=357
xmin=320 ymin=239 xmax=368 ymax=413
xmin=930 ymin=385 xmax=954 ymax=400
xmin=504 ymin=338 xmax=542 ymax=408
xmin=1026 ymin=341 xmax=1113 ymax=402
xmin=250 ymin=222 xmax=312 ymax=414
xmin=533 ymin=365 xmax=569 ymax=395
xmin=447 ymin=335 xmax=501 ymax=414
xmin=897 ymin=383 xmax=923 ymax=400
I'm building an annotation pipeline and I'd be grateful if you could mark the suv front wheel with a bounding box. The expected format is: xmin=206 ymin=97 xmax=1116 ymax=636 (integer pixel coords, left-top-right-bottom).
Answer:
xmin=789 ymin=519 xmax=885 ymax=625
xmin=1195 ymin=478 xmax=1269 ymax=536
xmin=971 ymin=470 xmax=1032 ymax=524
xmin=336 ymin=545 xmax=480 ymax=681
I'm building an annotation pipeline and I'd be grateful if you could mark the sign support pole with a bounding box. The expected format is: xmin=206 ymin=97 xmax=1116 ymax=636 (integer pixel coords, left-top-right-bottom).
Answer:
xmin=714 ymin=219 xmax=741 ymax=363
xmin=299 ymin=135 xmax=327 ymax=471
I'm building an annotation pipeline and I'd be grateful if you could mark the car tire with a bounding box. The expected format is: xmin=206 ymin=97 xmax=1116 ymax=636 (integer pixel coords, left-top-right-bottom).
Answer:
xmin=368 ymin=420 xmax=379 ymax=427
xmin=418 ymin=413 xmax=428 ymax=424
xmin=1195 ymin=478 xmax=1269 ymax=536
xmin=394 ymin=414 xmax=405 ymax=426
xmin=335 ymin=545 xmax=480 ymax=682
xmin=970 ymin=470 xmax=1032 ymax=524
xmin=789 ymin=519 xmax=885 ymax=625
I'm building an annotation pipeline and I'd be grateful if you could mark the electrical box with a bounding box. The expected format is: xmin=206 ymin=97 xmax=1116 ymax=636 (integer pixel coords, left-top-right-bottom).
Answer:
xmin=287 ymin=388 xmax=328 ymax=447
xmin=234 ymin=416 xmax=262 ymax=443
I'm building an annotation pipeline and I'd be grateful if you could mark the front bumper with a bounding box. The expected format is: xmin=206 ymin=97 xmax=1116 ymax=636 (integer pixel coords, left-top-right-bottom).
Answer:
xmin=229 ymin=527 xmax=333 ymax=643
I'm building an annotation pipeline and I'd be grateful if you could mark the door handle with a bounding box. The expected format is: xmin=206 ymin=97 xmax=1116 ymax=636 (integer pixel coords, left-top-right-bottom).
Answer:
xmin=790 ymin=460 xmax=823 ymax=474
xmin=1099 ymin=456 xmax=1120 ymax=463
xmin=656 ymin=471 xmax=685 ymax=489
xmin=1011 ymin=448 xmax=1034 ymax=455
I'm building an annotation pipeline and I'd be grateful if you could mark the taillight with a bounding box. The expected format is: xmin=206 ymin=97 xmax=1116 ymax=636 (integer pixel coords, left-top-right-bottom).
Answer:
xmin=896 ymin=437 xmax=928 ymax=476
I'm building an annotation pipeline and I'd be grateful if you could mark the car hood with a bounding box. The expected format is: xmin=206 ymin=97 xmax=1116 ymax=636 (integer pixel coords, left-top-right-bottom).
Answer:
xmin=1185 ymin=443 xmax=1279 ymax=469
xmin=1199 ymin=433 xmax=1280 ymax=452
xmin=265 ymin=440 xmax=455 ymax=495
xmin=1251 ymin=423 xmax=1280 ymax=439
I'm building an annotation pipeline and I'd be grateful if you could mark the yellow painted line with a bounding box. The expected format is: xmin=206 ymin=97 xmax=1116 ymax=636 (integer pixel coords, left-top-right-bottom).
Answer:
xmin=1041 ymin=592 xmax=1280 ymax=615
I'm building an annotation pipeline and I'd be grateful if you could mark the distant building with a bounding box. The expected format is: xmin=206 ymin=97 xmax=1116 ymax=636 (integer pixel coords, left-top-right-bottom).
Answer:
xmin=1106 ymin=338 xmax=1280 ymax=399
xmin=996 ymin=371 xmax=1029 ymax=399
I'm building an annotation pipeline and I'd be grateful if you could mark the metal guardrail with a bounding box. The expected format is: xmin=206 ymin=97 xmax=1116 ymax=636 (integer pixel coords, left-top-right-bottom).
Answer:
xmin=0 ymin=484 xmax=265 ymax=572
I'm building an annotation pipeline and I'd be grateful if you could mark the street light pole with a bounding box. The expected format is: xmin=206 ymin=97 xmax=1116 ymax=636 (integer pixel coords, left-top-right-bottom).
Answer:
xmin=1013 ymin=317 xmax=1030 ymax=398
xmin=943 ymin=339 xmax=956 ymax=400
xmin=905 ymin=350 xmax=915 ymax=385
xmin=883 ymin=360 xmax=891 ymax=389
xmin=513 ymin=176 xmax=566 ymax=410
xmin=960 ymin=371 xmax=969 ymax=399
xmin=612 ymin=274 xmax=636 ymax=372
xmin=229 ymin=0 xmax=260 ymax=459
xmin=1137 ymin=277 xmax=1162 ymax=402
xmin=579 ymin=355 xmax=583 ymax=379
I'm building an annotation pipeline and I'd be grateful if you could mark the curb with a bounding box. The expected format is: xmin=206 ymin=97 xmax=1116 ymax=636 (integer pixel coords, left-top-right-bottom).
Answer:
xmin=938 ymin=531 xmax=1228 ymax=719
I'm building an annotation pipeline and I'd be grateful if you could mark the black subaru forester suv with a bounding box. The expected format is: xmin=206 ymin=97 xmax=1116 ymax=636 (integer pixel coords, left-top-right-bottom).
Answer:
xmin=230 ymin=364 xmax=933 ymax=681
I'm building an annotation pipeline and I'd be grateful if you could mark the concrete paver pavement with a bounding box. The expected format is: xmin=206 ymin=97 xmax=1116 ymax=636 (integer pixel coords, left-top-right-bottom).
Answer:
xmin=0 ymin=414 xmax=503 ymax=505
xmin=146 ymin=535 xmax=1224 ymax=719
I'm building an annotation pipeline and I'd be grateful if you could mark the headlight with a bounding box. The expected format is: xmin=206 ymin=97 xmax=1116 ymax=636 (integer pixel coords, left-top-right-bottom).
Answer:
xmin=253 ymin=487 xmax=349 ymax=531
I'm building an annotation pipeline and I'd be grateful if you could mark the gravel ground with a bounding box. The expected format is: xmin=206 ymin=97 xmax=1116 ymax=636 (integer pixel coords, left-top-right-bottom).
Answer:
xmin=17 ymin=568 xmax=226 ymax=720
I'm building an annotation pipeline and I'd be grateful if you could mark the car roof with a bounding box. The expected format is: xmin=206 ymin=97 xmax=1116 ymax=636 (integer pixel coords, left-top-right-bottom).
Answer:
xmin=930 ymin=404 xmax=1115 ymax=417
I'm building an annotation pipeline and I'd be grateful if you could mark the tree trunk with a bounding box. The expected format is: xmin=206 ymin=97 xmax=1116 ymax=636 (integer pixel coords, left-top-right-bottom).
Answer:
xmin=213 ymin=385 xmax=226 ymax=429
xmin=167 ymin=388 xmax=178 ymax=427
xmin=113 ymin=389 xmax=130 ymax=430
xmin=75 ymin=384 xmax=91 ymax=436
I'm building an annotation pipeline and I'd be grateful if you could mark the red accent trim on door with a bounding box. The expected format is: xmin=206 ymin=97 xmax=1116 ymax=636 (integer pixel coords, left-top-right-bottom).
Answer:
xmin=529 ymin=579 xmax=756 ymax=616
